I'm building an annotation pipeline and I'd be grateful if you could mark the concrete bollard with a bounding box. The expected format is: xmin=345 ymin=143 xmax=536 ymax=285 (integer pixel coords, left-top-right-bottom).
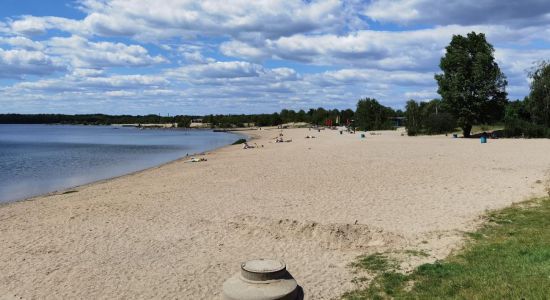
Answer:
xmin=222 ymin=259 xmax=303 ymax=300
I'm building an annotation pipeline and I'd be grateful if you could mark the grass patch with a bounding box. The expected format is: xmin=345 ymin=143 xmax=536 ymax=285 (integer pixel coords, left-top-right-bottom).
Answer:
xmin=403 ymin=249 xmax=430 ymax=257
xmin=343 ymin=197 xmax=550 ymax=299
xmin=351 ymin=253 xmax=398 ymax=273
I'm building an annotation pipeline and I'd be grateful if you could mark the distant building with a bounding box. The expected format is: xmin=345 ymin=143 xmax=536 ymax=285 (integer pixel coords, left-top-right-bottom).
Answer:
xmin=389 ymin=117 xmax=406 ymax=127
xmin=190 ymin=119 xmax=211 ymax=128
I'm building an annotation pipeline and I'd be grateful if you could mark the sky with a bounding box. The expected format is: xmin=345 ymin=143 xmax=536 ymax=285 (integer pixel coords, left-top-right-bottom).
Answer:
xmin=1 ymin=0 xmax=550 ymax=115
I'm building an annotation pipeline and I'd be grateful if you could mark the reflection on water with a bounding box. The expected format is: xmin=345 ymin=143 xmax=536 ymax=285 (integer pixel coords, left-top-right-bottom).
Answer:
xmin=0 ymin=124 xmax=241 ymax=203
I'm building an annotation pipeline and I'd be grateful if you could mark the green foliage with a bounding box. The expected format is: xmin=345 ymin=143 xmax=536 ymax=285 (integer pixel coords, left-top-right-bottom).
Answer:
xmin=405 ymin=99 xmax=457 ymax=135
xmin=231 ymin=139 xmax=247 ymax=145
xmin=404 ymin=100 xmax=421 ymax=136
xmin=343 ymin=197 xmax=550 ymax=299
xmin=175 ymin=116 xmax=191 ymax=128
xmin=527 ymin=61 xmax=550 ymax=127
xmin=504 ymin=99 xmax=550 ymax=138
xmin=435 ymin=32 xmax=507 ymax=137
xmin=355 ymin=98 xmax=395 ymax=131
xmin=424 ymin=112 xmax=456 ymax=134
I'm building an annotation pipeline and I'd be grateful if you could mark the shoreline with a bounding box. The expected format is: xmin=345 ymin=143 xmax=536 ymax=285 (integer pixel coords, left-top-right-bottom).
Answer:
xmin=1 ymin=128 xmax=549 ymax=299
xmin=0 ymin=128 xmax=253 ymax=207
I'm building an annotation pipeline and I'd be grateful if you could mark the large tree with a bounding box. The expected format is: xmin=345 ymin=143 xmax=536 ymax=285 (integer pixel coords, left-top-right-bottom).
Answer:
xmin=527 ymin=61 xmax=550 ymax=127
xmin=405 ymin=100 xmax=422 ymax=136
xmin=435 ymin=32 xmax=507 ymax=137
xmin=355 ymin=98 xmax=394 ymax=130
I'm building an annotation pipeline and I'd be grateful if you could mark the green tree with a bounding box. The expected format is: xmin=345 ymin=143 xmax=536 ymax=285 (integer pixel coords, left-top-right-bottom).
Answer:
xmin=405 ymin=100 xmax=422 ymax=136
xmin=310 ymin=107 xmax=328 ymax=125
xmin=355 ymin=98 xmax=394 ymax=130
xmin=435 ymin=32 xmax=507 ymax=137
xmin=527 ymin=61 xmax=550 ymax=127
xmin=175 ymin=116 xmax=191 ymax=128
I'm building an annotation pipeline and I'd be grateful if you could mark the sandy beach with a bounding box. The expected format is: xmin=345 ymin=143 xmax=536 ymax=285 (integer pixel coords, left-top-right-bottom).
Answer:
xmin=1 ymin=128 xmax=550 ymax=299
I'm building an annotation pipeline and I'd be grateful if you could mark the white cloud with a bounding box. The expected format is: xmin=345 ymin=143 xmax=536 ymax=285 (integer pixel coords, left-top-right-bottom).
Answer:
xmin=315 ymin=68 xmax=434 ymax=86
xmin=14 ymin=0 xmax=364 ymax=42
xmin=221 ymin=24 xmax=550 ymax=71
xmin=0 ymin=36 xmax=44 ymax=50
xmin=220 ymin=40 xmax=269 ymax=61
xmin=364 ymin=0 xmax=550 ymax=27
xmin=0 ymin=48 xmax=65 ymax=78
xmin=12 ymin=74 xmax=168 ymax=92
xmin=10 ymin=16 xmax=86 ymax=36
xmin=45 ymin=35 xmax=166 ymax=68
xmin=167 ymin=61 xmax=265 ymax=82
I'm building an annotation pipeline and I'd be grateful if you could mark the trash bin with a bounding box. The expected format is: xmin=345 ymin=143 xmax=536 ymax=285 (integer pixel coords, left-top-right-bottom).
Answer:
xmin=480 ymin=136 xmax=487 ymax=144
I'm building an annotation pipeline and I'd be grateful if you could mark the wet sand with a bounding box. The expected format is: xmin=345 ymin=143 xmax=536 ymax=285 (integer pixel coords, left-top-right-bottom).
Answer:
xmin=1 ymin=128 xmax=549 ymax=299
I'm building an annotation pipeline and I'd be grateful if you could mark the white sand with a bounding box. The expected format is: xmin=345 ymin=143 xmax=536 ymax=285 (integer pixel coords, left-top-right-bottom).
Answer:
xmin=1 ymin=128 xmax=549 ymax=299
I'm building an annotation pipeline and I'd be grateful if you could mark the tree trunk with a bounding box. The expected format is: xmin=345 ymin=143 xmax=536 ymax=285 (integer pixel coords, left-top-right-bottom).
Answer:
xmin=462 ymin=124 xmax=472 ymax=138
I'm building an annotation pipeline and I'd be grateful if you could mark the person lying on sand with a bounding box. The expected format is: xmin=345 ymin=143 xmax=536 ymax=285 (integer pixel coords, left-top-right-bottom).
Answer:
xmin=185 ymin=157 xmax=207 ymax=163
xmin=243 ymin=142 xmax=255 ymax=149
xmin=275 ymin=137 xmax=292 ymax=143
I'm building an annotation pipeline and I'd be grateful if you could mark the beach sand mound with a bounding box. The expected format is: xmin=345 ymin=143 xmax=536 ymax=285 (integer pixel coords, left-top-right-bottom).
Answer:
xmin=227 ymin=215 xmax=406 ymax=250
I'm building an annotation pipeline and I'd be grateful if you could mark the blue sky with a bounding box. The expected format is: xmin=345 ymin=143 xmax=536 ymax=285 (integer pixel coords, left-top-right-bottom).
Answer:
xmin=1 ymin=0 xmax=549 ymax=115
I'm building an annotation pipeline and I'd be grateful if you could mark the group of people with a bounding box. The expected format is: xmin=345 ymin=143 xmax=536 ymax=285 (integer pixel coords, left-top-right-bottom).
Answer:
xmin=275 ymin=131 xmax=292 ymax=143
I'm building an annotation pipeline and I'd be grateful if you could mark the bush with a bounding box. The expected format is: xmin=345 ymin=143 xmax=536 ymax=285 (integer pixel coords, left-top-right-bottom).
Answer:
xmin=231 ymin=138 xmax=247 ymax=145
xmin=424 ymin=113 xmax=456 ymax=134
xmin=504 ymin=119 xmax=550 ymax=138
xmin=407 ymin=128 xmax=418 ymax=136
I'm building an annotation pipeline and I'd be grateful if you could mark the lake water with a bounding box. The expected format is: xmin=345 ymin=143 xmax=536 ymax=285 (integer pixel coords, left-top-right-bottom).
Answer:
xmin=0 ymin=124 xmax=242 ymax=203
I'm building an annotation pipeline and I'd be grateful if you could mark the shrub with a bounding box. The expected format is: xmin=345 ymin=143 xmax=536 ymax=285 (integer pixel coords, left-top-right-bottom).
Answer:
xmin=231 ymin=138 xmax=247 ymax=145
xmin=424 ymin=113 xmax=456 ymax=134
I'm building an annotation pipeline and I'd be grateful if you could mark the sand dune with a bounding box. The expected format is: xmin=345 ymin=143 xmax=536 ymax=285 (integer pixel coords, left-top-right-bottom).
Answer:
xmin=1 ymin=128 xmax=550 ymax=299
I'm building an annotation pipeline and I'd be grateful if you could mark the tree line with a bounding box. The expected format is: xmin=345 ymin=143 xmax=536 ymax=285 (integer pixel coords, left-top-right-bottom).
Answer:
xmin=0 ymin=102 xmax=402 ymax=130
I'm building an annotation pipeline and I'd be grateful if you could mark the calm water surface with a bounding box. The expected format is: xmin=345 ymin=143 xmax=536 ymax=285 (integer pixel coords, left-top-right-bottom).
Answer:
xmin=0 ymin=124 xmax=242 ymax=203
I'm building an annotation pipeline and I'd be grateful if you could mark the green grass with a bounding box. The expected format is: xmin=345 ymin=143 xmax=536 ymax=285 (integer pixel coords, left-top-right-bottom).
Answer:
xmin=351 ymin=253 xmax=398 ymax=273
xmin=402 ymin=249 xmax=430 ymax=258
xmin=343 ymin=197 xmax=550 ymax=300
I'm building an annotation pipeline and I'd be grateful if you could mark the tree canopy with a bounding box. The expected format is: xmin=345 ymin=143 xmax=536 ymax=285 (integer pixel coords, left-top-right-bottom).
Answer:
xmin=435 ymin=32 xmax=507 ymax=137
xmin=355 ymin=98 xmax=397 ymax=130
xmin=405 ymin=99 xmax=456 ymax=136
xmin=527 ymin=61 xmax=550 ymax=127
